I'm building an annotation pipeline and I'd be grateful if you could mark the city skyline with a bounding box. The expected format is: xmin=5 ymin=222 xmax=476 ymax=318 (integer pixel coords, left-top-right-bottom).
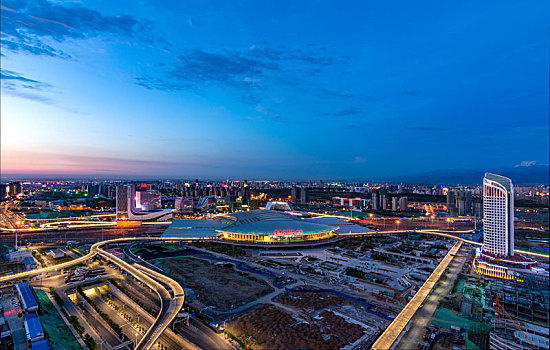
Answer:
xmin=1 ymin=0 xmax=549 ymax=179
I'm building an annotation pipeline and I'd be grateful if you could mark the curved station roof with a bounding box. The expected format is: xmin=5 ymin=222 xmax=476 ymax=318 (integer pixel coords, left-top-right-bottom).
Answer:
xmin=218 ymin=219 xmax=335 ymax=236
xmin=162 ymin=207 xmax=375 ymax=239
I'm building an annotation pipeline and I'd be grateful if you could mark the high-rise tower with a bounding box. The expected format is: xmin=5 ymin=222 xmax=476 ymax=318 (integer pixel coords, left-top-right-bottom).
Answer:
xmin=482 ymin=173 xmax=514 ymax=257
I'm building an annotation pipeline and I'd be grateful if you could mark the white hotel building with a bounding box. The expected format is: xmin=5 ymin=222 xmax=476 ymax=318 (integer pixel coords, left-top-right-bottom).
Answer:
xmin=482 ymin=173 xmax=515 ymax=257
xmin=474 ymin=173 xmax=539 ymax=280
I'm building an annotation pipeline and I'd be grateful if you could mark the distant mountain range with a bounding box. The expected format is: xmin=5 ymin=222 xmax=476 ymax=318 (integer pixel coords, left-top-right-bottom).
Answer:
xmin=388 ymin=165 xmax=549 ymax=186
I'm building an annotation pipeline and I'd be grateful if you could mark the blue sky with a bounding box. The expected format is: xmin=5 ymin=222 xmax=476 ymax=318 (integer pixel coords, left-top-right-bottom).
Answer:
xmin=1 ymin=0 xmax=548 ymax=180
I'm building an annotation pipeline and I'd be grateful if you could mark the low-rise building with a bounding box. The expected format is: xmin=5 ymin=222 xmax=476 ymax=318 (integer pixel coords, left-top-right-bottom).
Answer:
xmin=7 ymin=249 xmax=33 ymax=262
xmin=23 ymin=314 xmax=45 ymax=343
xmin=46 ymin=248 xmax=65 ymax=259
xmin=24 ymin=257 xmax=37 ymax=271
xmin=16 ymin=283 xmax=39 ymax=313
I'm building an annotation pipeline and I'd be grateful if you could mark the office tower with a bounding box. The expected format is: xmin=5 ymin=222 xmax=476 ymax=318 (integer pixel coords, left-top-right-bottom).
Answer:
xmin=0 ymin=184 xmax=7 ymax=200
xmin=399 ymin=197 xmax=408 ymax=212
xmin=240 ymin=187 xmax=251 ymax=205
xmin=300 ymin=187 xmax=309 ymax=205
xmin=446 ymin=190 xmax=455 ymax=214
xmin=457 ymin=194 xmax=466 ymax=216
xmin=291 ymin=187 xmax=298 ymax=204
xmin=465 ymin=191 xmax=472 ymax=214
xmin=116 ymin=185 xmax=130 ymax=220
xmin=85 ymin=184 xmax=100 ymax=197
xmin=7 ymin=182 xmax=22 ymax=197
xmin=392 ymin=197 xmax=398 ymax=211
xmin=482 ymin=173 xmax=514 ymax=257
xmin=372 ymin=190 xmax=379 ymax=210
xmin=473 ymin=200 xmax=483 ymax=219
xmin=379 ymin=189 xmax=387 ymax=211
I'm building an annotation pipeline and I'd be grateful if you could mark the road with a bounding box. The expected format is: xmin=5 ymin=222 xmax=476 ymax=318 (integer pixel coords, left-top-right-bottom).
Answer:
xmin=99 ymin=244 xmax=185 ymax=350
xmin=394 ymin=246 xmax=468 ymax=349
xmin=0 ymin=226 xmax=166 ymax=245
xmin=0 ymin=203 xmax=22 ymax=230
xmin=123 ymin=242 xmax=234 ymax=349
xmin=34 ymin=271 xmax=127 ymax=348
xmin=371 ymin=241 xmax=463 ymax=350
xmin=1 ymin=238 xmax=184 ymax=350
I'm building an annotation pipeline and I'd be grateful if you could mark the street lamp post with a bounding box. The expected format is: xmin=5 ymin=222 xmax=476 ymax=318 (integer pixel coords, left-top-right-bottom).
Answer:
xmin=15 ymin=221 xmax=21 ymax=250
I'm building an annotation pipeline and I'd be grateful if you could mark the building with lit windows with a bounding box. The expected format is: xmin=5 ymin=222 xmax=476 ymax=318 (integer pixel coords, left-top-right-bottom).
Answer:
xmin=474 ymin=173 xmax=538 ymax=280
xmin=116 ymin=185 xmax=172 ymax=222
xmin=482 ymin=173 xmax=515 ymax=257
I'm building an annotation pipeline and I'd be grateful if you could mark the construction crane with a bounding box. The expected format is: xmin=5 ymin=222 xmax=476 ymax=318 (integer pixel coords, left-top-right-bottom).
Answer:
xmin=493 ymin=293 xmax=537 ymax=349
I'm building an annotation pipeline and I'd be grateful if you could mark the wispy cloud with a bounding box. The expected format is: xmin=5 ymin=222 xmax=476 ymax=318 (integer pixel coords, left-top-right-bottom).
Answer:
xmin=515 ymin=160 xmax=537 ymax=167
xmin=136 ymin=44 xmax=336 ymax=108
xmin=326 ymin=106 xmax=361 ymax=117
xmin=1 ymin=68 xmax=55 ymax=103
xmin=1 ymin=69 xmax=51 ymax=89
xmin=1 ymin=0 xmax=155 ymax=58
xmin=1 ymin=68 xmax=85 ymax=113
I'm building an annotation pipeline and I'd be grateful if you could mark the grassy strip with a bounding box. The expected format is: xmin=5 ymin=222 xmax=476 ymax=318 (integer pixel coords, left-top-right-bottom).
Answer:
xmin=43 ymin=288 xmax=94 ymax=350
xmin=68 ymin=247 xmax=85 ymax=256
xmin=32 ymin=250 xmax=46 ymax=267
xmin=223 ymin=330 xmax=245 ymax=348
xmin=49 ymin=287 xmax=64 ymax=306
xmin=77 ymin=286 xmax=129 ymax=343
xmin=50 ymin=256 xmax=75 ymax=265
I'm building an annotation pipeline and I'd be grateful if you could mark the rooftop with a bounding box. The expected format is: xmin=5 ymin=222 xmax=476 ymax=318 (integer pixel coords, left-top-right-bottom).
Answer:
xmin=24 ymin=313 xmax=44 ymax=341
xmin=485 ymin=172 xmax=512 ymax=191
xmin=16 ymin=282 xmax=38 ymax=311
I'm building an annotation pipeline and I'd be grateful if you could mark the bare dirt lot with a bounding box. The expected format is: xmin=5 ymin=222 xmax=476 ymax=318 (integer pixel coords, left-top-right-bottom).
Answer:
xmin=155 ymin=256 xmax=274 ymax=311
xmin=276 ymin=291 xmax=345 ymax=311
xmin=227 ymin=304 xmax=366 ymax=350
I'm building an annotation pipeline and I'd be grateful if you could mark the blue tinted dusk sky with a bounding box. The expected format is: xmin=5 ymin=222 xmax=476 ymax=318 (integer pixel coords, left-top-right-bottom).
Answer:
xmin=1 ymin=0 xmax=548 ymax=180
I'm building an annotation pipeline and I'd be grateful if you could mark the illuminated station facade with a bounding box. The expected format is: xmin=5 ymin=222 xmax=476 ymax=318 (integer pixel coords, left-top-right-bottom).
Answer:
xmin=161 ymin=202 xmax=376 ymax=243
xmin=474 ymin=173 xmax=539 ymax=280
xmin=218 ymin=209 xmax=337 ymax=243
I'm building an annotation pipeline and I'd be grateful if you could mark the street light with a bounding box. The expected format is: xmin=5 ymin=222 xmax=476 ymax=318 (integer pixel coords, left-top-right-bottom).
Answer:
xmin=15 ymin=221 xmax=21 ymax=250
xmin=395 ymin=220 xmax=401 ymax=231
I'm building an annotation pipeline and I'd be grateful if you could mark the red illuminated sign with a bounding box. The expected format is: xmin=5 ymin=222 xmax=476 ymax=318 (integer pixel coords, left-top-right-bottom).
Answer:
xmin=274 ymin=229 xmax=303 ymax=235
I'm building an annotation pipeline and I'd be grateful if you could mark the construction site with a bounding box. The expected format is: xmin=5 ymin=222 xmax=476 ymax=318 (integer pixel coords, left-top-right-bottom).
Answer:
xmin=422 ymin=257 xmax=550 ymax=350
